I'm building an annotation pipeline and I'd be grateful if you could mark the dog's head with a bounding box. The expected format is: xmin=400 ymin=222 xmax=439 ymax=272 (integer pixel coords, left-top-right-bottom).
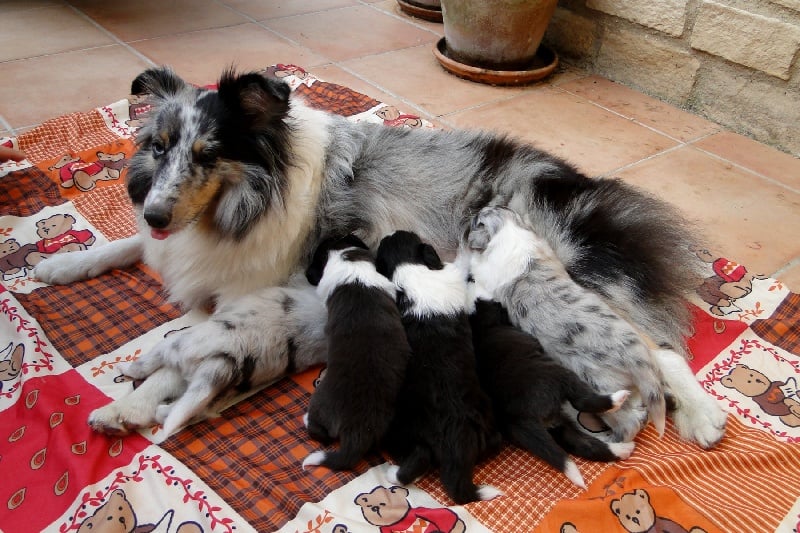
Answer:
xmin=305 ymin=234 xmax=369 ymax=286
xmin=375 ymin=230 xmax=443 ymax=281
xmin=126 ymin=66 xmax=293 ymax=241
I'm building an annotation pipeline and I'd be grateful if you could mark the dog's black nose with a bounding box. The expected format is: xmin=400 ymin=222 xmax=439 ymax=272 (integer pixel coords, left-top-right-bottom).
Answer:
xmin=144 ymin=210 xmax=171 ymax=229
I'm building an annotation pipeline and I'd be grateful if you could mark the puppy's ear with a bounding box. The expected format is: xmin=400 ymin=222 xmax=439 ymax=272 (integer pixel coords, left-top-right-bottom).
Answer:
xmin=217 ymin=69 xmax=291 ymax=131
xmin=130 ymin=67 xmax=187 ymax=97
xmin=419 ymin=243 xmax=444 ymax=270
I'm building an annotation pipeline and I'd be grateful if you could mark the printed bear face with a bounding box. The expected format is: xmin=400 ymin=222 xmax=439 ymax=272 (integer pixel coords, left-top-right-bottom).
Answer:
xmin=50 ymin=154 xmax=81 ymax=169
xmin=96 ymin=151 xmax=125 ymax=163
xmin=36 ymin=213 xmax=77 ymax=238
xmin=77 ymin=489 xmax=136 ymax=533
xmin=0 ymin=238 xmax=20 ymax=257
xmin=721 ymin=364 xmax=771 ymax=397
xmin=611 ymin=488 xmax=656 ymax=533
xmin=354 ymin=485 xmax=411 ymax=527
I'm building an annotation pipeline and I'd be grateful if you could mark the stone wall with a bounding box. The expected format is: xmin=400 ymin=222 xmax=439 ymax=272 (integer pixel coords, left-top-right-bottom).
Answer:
xmin=544 ymin=0 xmax=800 ymax=156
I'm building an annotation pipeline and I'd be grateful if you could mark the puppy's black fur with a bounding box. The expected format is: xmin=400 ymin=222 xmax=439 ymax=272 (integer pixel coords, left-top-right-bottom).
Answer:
xmin=376 ymin=231 xmax=501 ymax=505
xmin=303 ymin=234 xmax=412 ymax=471
xmin=470 ymin=299 xmax=632 ymax=474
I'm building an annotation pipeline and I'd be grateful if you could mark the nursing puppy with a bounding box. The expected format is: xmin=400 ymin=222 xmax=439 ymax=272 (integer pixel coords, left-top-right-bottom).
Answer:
xmin=302 ymin=235 xmax=412 ymax=471
xmin=468 ymin=207 xmax=667 ymax=443
xmin=34 ymin=66 xmax=725 ymax=448
xmin=102 ymin=279 xmax=328 ymax=441
xmin=469 ymin=297 xmax=634 ymax=488
xmin=376 ymin=231 xmax=501 ymax=505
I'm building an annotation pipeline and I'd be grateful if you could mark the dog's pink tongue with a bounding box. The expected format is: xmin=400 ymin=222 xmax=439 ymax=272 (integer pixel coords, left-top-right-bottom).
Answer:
xmin=150 ymin=228 xmax=171 ymax=240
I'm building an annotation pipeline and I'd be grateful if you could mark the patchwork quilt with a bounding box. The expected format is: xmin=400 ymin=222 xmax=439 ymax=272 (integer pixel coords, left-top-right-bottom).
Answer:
xmin=1 ymin=65 xmax=799 ymax=533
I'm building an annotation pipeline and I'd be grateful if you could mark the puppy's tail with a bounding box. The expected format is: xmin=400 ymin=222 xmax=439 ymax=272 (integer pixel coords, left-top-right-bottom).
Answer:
xmin=302 ymin=432 xmax=374 ymax=471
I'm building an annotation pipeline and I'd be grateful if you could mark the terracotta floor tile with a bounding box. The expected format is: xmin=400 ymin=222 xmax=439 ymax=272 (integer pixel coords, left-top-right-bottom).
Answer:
xmin=131 ymin=24 xmax=329 ymax=86
xmin=68 ymin=0 xmax=248 ymax=41
xmin=694 ymin=131 xmax=800 ymax=191
xmin=262 ymin=5 xmax=437 ymax=62
xmin=343 ymin=45 xmax=530 ymax=117
xmin=776 ymin=262 xmax=800 ymax=292
xmin=311 ymin=64 xmax=435 ymax=122
xmin=614 ymin=146 xmax=800 ymax=276
xmin=560 ymin=75 xmax=721 ymax=142
xmin=373 ymin=0 xmax=445 ymax=36
xmin=0 ymin=0 xmax=60 ymax=14
xmin=0 ymin=46 xmax=151 ymax=129
xmin=445 ymin=86 xmax=677 ymax=176
xmin=222 ymin=0 xmax=358 ymax=20
xmin=0 ymin=5 xmax=114 ymax=62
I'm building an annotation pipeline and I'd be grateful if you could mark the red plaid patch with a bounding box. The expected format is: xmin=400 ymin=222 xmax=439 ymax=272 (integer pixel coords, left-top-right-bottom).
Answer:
xmin=751 ymin=292 xmax=800 ymax=354
xmin=0 ymin=167 xmax=66 ymax=217
xmin=296 ymin=81 xmax=381 ymax=116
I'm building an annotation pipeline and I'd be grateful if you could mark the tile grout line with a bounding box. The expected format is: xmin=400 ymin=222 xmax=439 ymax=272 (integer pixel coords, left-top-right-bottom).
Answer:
xmin=63 ymin=4 xmax=157 ymax=68
xmin=690 ymin=144 xmax=800 ymax=196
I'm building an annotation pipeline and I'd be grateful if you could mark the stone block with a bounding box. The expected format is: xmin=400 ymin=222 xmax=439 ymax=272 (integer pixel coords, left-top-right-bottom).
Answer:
xmin=544 ymin=7 xmax=597 ymax=60
xmin=692 ymin=67 xmax=800 ymax=156
xmin=596 ymin=27 xmax=700 ymax=102
xmin=587 ymin=0 xmax=688 ymax=36
xmin=771 ymin=0 xmax=800 ymax=13
xmin=691 ymin=1 xmax=800 ymax=80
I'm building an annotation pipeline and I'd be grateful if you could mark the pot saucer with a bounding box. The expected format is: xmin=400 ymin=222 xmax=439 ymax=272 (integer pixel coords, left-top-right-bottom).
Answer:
xmin=397 ymin=0 xmax=443 ymax=22
xmin=433 ymin=37 xmax=558 ymax=86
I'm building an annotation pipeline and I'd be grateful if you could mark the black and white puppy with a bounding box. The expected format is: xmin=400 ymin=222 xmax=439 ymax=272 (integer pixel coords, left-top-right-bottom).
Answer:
xmin=375 ymin=231 xmax=501 ymax=505
xmin=469 ymin=297 xmax=634 ymax=488
xmin=302 ymin=234 xmax=412 ymax=471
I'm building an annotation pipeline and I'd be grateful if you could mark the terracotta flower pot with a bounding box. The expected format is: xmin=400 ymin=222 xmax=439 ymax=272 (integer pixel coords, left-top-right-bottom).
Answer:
xmin=441 ymin=0 xmax=558 ymax=70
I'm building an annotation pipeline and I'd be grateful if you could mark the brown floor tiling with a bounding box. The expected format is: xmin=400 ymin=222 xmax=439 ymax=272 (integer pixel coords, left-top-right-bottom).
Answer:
xmin=69 ymin=0 xmax=249 ymax=42
xmin=693 ymin=131 xmax=800 ymax=192
xmin=0 ymin=5 xmax=114 ymax=62
xmin=613 ymin=146 xmax=800 ymax=277
xmin=372 ymin=0 xmax=446 ymax=36
xmin=223 ymin=0 xmax=359 ymax=21
xmin=0 ymin=46 xmax=151 ymax=129
xmin=262 ymin=5 xmax=437 ymax=62
xmin=130 ymin=24 xmax=330 ymax=86
xmin=445 ymin=86 xmax=679 ymax=176
xmin=559 ymin=75 xmax=722 ymax=143
xmin=776 ymin=262 xmax=800 ymax=292
xmin=0 ymin=0 xmax=60 ymax=14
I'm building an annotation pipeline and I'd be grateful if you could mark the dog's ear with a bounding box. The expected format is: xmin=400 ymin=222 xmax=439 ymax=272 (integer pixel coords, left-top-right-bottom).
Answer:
xmin=217 ymin=69 xmax=291 ymax=131
xmin=130 ymin=67 xmax=187 ymax=97
xmin=419 ymin=243 xmax=444 ymax=270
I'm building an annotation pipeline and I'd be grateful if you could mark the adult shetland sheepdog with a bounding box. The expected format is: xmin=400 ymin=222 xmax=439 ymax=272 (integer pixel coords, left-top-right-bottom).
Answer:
xmin=34 ymin=66 xmax=725 ymax=447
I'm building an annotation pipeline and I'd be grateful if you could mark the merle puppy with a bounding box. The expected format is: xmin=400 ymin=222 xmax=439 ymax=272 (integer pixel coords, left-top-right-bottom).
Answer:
xmin=469 ymin=296 xmax=634 ymax=488
xmin=375 ymin=230 xmax=501 ymax=505
xmin=302 ymin=234 xmax=412 ymax=471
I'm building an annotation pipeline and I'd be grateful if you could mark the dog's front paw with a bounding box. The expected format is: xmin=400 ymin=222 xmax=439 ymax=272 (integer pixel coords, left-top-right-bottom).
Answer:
xmin=34 ymin=252 xmax=95 ymax=285
xmin=87 ymin=402 xmax=157 ymax=436
xmin=672 ymin=395 xmax=728 ymax=448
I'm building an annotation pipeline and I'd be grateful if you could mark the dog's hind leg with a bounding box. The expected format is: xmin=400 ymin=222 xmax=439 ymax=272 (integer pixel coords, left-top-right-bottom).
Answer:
xmin=88 ymin=366 xmax=185 ymax=436
xmin=155 ymin=358 xmax=233 ymax=441
xmin=653 ymin=348 xmax=727 ymax=448
xmin=389 ymin=445 xmax=433 ymax=486
xmin=438 ymin=437 xmax=502 ymax=504
xmin=34 ymin=235 xmax=143 ymax=285
xmin=121 ymin=340 xmax=168 ymax=380
xmin=549 ymin=419 xmax=635 ymax=462
xmin=507 ymin=420 xmax=586 ymax=489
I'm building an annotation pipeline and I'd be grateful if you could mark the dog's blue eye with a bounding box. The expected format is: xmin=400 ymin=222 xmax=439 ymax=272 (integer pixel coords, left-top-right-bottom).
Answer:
xmin=151 ymin=141 xmax=165 ymax=157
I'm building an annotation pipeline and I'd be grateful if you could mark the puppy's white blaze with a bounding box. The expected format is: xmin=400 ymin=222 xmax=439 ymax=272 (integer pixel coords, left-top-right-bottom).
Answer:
xmin=302 ymin=450 xmax=326 ymax=469
xmin=608 ymin=441 xmax=636 ymax=460
xmin=315 ymin=249 xmax=395 ymax=302
xmin=385 ymin=464 xmax=401 ymax=485
xmin=607 ymin=390 xmax=632 ymax=413
xmin=477 ymin=485 xmax=504 ymax=501
xmin=564 ymin=459 xmax=587 ymax=489
xmin=392 ymin=262 xmax=468 ymax=318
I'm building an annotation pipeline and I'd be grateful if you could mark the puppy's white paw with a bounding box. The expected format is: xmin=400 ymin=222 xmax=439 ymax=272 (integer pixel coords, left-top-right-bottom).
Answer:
xmin=154 ymin=403 xmax=172 ymax=425
xmin=607 ymin=390 xmax=631 ymax=413
xmin=476 ymin=485 xmax=504 ymax=501
xmin=672 ymin=396 xmax=728 ymax=449
xmin=302 ymin=451 xmax=326 ymax=469
xmin=386 ymin=464 xmax=402 ymax=485
xmin=608 ymin=441 xmax=636 ymax=460
xmin=87 ymin=402 xmax=156 ymax=436
xmin=563 ymin=459 xmax=586 ymax=490
xmin=302 ymin=413 xmax=309 ymax=428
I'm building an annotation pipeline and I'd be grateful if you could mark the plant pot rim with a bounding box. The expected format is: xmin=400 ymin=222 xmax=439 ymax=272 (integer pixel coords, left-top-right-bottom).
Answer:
xmin=433 ymin=37 xmax=558 ymax=86
xmin=397 ymin=0 xmax=442 ymax=23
